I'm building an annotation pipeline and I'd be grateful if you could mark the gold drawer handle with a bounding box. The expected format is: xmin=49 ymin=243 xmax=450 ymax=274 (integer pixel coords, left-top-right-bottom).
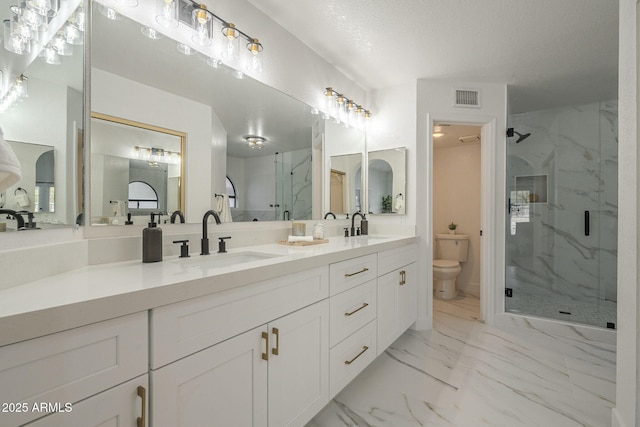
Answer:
xmin=272 ymin=327 xmax=280 ymax=356
xmin=399 ymin=270 xmax=406 ymax=286
xmin=261 ymin=331 xmax=269 ymax=361
xmin=345 ymin=346 xmax=369 ymax=365
xmin=137 ymin=386 xmax=146 ymax=427
xmin=345 ymin=267 xmax=369 ymax=277
xmin=345 ymin=302 xmax=369 ymax=317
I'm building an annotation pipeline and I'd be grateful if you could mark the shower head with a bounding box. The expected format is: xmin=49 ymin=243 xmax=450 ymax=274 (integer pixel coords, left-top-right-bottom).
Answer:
xmin=507 ymin=128 xmax=531 ymax=143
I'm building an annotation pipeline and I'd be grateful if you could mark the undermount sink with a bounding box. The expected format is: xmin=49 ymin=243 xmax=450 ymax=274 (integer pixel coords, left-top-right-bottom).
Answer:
xmin=171 ymin=251 xmax=281 ymax=269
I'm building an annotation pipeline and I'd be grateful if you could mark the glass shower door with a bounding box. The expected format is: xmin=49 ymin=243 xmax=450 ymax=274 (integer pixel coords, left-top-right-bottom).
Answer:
xmin=505 ymin=101 xmax=618 ymax=328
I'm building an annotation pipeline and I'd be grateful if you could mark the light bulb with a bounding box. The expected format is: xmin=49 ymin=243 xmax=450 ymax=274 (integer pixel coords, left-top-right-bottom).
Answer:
xmin=221 ymin=23 xmax=239 ymax=62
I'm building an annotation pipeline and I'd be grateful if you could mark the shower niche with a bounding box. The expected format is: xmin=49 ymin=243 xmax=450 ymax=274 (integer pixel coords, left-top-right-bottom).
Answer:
xmin=514 ymin=175 xmax=548 ymax=204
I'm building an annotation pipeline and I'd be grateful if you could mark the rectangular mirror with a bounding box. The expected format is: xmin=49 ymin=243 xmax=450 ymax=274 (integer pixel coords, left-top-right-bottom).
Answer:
xmin=91 ymin=2 xmax=318 ymax=223
xmin=367 ymin=147 xmax=406 ymax=215
xmin=90 ymin=113 xmax=185 ymax=225
xmin=0 ymin=0 xmax=84 ymax=226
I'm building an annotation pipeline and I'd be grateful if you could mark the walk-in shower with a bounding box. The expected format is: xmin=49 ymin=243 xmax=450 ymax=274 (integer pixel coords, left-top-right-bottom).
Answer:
xmin=505 ymin=100 xmax=618 ymax=328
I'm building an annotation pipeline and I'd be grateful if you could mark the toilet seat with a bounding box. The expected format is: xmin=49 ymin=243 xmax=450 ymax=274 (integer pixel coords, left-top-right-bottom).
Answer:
xmin=433 ymin=259 xmax=459 ymax=269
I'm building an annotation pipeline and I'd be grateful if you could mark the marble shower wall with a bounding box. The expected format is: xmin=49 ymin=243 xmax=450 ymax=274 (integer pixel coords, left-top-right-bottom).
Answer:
xmin=505 ymin=101 xmax=618 ymax=325
xmin=276 ymin=148 xmax=313 ymax=221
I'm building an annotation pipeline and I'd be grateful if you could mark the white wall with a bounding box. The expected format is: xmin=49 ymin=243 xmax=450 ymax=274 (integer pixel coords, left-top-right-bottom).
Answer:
xmin=612 ymin=1 xmax=638 ymax=426
xmin=434 ymin=142 xmax=482 ymax=296
xmin=91 ymin=69 xmax=215 ymax=224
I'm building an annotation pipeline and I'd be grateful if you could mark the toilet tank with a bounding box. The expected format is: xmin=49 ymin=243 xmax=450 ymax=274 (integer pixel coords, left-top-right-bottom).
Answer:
xmin=435 ymin=234 xmax=469 ymax=262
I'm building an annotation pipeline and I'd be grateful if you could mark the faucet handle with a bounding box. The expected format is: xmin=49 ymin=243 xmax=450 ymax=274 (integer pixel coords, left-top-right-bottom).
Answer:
xmin=218 ymin=236 xmax=231 ymax=253
xmin=172 ymin=240 xmax=190 ymax=258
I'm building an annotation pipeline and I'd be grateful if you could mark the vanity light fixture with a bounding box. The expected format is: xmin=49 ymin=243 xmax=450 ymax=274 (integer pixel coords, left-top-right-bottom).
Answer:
xmin=134 ymin=145 xmax=180 ymax=164
xmin=174 ymin=0 xmax=264 ymax=73
xmin=323 ymin=87 xmax=372 ymax=127
xmin=244 ymin=135 xmax=265 ymax=149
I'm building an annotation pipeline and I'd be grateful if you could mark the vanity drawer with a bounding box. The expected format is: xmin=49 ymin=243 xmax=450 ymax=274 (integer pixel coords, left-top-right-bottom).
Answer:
xmin=330 ymin=279 xmax=377 ymax=347
xmin=329 ymin=320 xmax=377 ymax=399
xmin=329 ymin=253 xmax=377 ymax=295
xmin=150 ymin=266 xmax=329 ymax=369
xmin=378 ymin=243 xmax=417 ymax=276
xmin=0 ymin=312 xmax=147 ymax=426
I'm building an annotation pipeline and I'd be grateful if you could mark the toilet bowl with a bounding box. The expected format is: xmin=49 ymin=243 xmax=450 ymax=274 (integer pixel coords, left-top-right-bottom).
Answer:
xmin=433 ymin=234 xmax=469 ymax=300
xmin=433 ymin=260 xmax=462 ymax=299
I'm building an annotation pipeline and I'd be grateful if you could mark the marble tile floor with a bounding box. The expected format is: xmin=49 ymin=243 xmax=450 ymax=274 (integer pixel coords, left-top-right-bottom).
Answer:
xmin=307 ymin=294 xmax=616 ymax=427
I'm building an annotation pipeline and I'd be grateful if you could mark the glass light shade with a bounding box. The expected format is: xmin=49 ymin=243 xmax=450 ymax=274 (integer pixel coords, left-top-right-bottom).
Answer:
xmin=14 ymin=76 xmax=27 ymax=97
xmin=245 ymin=38 xmax=263 ymax=74
xmin=27 ymin=0 xmax=52 ymax=17
xmin=4 ymin=19 xmax=30 ymax=55
xmin=19 ymin=7 xmax=43 ymax=31
xmin=43 ymin=46 xmax=61 ymax=64
xmin=140 ymin=26 xmax=162 ymax=39
xmin=206 ymin=56 xmax=221 ymax=68
xmin=72 ymin=6 xmax=85 ymax=31
xmin=64 ymin=23 xmax=82 ymax=45
xmin=192 ymin=5 xmax=212 ymax=46
xmin=156 ymin=0 xmax=178 ymax=28
xmin=52 ymin=33 xmax=72 ymax=55
xmin=324 ymin=87 xmax=336 ymax=115
xmin=220 ymin=23 xmax=239 ymax=62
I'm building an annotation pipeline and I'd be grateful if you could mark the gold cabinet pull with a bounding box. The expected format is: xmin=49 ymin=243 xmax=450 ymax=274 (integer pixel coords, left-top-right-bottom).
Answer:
xmin=137 ymin=386 xmax=146 ymax=427
xmin=272 ymin=327 xmax=280 ymax=356
xmin=399 ymin=270 xmax=406 ymax=285
xmin=345 ymin=267 xmax=369 ymax=277
xmin=345 ymin=346 xmax=369 ymax=365
xmin=261 ymin=331 xmax=269 ymax=361
xmin=344 ymin=302 xmax=369 ymax=317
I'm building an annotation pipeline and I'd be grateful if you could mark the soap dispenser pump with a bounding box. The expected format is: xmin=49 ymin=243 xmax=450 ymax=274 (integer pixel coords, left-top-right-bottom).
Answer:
xmin=143 ymin=213 xmax=163 ymax=263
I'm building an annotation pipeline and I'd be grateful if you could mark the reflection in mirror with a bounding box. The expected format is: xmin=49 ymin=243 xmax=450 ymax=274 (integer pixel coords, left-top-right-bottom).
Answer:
xmin=323 ymin=121 xmax=365 ymax=216
xmin=368 ymin=148 xmax=406 ymax=215
xmin=1 ymin=141 xmax=55 ymax=215
xmin=0 ymin=0 xmax=84 ymax=227
xmin=91 ymin=5 xmax=318 ymax=223
xmin=329 ymin=154 xmax=362 ymax=215
xmin=90 ymin=114 xmax=185 ymax=225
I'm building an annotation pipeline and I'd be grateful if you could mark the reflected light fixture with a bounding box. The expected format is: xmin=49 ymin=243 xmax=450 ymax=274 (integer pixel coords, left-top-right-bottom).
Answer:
xmin=244 ymin=135 xmax=265 ymax=149
xmin=323 ymin=87 xmax=372 ymax=127
xmin=0 ymin=75 xmax=28 ymax=113
xmin=141 ymin=25 xmax=162 ymax=39
xmin=155 ymin=0 xmax=178 ymax=28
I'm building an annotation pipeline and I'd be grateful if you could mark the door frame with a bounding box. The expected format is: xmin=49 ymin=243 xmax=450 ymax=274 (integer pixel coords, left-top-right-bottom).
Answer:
xmin=425 ymin=113 xmax=503 ymax=325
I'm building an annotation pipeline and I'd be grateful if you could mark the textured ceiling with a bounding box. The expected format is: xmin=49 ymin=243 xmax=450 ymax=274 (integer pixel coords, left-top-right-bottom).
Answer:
xmin=249 ymin=0 xmax=619 ymax=113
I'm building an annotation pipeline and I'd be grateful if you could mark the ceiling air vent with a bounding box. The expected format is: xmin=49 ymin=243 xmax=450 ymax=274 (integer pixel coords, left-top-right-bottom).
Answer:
xmin=453 ymin=89 xmax=481 ymax=108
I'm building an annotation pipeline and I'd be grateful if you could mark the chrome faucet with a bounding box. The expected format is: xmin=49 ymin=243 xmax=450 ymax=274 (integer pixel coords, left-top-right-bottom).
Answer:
xmin=350 ymin=212 xmax=365 ymax=236
xmin=324 ymin=212 xmax=336 ymax=219
xmin=170 ymin=210 xmax=185 ymax=223
xmin=201 ymin=210 xmax=222 ymax=255
xmin=0 ymin=209 xmax=25 ymax=230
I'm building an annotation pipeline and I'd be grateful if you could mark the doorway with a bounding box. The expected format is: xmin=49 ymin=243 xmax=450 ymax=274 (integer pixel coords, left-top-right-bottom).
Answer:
xmin=432 ymin=123 xmax=483 ymax=314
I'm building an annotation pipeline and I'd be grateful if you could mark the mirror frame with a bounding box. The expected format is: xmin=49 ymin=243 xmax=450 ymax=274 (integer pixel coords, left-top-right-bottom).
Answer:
xmin=90 ymin=112 xmax=187 ymax=217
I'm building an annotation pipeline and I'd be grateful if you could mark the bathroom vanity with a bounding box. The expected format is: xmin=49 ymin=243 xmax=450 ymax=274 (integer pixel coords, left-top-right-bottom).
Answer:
xmin=0 ymin=236 xmax=416 ymax=427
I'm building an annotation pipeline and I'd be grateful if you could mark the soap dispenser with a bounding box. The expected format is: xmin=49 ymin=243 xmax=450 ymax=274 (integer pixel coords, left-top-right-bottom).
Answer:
xmin=143 ymin=213 xmax=163 ymax=263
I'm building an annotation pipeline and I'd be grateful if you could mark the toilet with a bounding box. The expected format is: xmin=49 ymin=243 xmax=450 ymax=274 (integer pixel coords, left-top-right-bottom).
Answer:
xmin=433 ymin=234 xmax=469 ymax=299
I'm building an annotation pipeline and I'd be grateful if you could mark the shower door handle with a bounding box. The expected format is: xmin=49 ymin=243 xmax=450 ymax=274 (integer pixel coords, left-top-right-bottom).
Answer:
xmin=584 ymin=210 xmax=590 ymax=236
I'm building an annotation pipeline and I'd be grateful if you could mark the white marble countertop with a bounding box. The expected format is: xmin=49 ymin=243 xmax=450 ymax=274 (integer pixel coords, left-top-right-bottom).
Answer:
xmin=0 ymin=235 xmax=416 ymax=346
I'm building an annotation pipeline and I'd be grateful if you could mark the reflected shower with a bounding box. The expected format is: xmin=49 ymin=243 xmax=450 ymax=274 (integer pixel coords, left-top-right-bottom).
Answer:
xmin=507 ymin=128 xmax=531 ymax=143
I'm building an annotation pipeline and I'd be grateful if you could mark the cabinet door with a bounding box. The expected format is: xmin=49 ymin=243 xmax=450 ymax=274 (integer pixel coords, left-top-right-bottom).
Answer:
xmin=268 ymin=300 xmax=329 ymax=427
xmin=151 ymin=326 xmax=268 ymax=427
xmin=398 ymin=262 xmax=417 ymax=333
xmin=377 ymin=262 xmax=417 ymax=354
xmin=377 ymin=268 xmax=401 ymax=354
xmin=25 ymin=375 xmax=148 ymax=427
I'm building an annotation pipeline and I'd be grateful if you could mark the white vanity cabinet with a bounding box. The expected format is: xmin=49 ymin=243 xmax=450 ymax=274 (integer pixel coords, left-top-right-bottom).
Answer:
xmin=24 ymin=375 xmax=149 ymax=427
xmin=0 ymin=312 xmax=148 ymax=427
xmin=376 ymin=244 xmax=418 ymax=354
xmin=150 ymin=268 xmax=330 ymax=427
